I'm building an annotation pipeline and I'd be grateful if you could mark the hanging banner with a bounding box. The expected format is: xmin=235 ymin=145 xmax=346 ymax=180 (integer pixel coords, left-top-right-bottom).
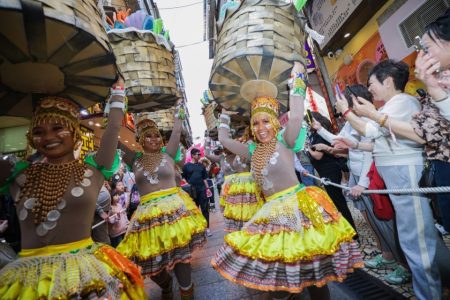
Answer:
xmin=304 ymin=40 xmax=315 ymax=72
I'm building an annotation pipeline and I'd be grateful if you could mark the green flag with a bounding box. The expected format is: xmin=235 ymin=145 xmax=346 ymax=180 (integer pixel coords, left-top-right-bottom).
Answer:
xmin=294 ymin=0 xmax=307 ymax=11
xmin=153 ymin=18 xmax=163 ymax=35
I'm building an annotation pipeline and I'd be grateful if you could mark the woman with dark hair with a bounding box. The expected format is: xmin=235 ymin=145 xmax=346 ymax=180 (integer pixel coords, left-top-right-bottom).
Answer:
xmin=313 ymin=84 xmax=407 ymax=284
xmin=308 ymin=111 xmax=358 ymax=235
xmin=335 ymin=59 xmax=447 ymax=300
xmin=117 ymin=111 xmax=207 ymax=299
xmin=0 ymin=82 xmax=146 ymax=299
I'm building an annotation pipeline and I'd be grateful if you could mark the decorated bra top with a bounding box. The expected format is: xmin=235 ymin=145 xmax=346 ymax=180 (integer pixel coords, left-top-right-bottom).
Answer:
xmin=0 ymin=151 xmax=121 ymax=237
xmin=132 ymin=147 xmax=182 ymax=185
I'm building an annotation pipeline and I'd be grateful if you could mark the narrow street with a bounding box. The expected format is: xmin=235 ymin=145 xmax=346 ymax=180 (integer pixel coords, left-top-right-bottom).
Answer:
xmin=144 ymin=200 xmax=419 ymax=300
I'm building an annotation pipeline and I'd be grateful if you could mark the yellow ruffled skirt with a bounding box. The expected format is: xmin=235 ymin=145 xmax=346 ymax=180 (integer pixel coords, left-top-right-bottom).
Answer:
xmin=220 ymin=172 xmax=264 ymax=232
xmin=117 ymin=187 xmax=207 ymax=276
xmin=211 ymin=184 xmax=363 ymax=293
xmin=0 ymin=238 xmax=146 ymax=300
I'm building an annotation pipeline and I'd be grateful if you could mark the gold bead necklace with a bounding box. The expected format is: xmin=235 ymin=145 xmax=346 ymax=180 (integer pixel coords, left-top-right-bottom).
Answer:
xmin=251 ymin=138 xmax=277 ymax=187
xmin=136 ymin=152 xmax=164 ymax=183
xmin=19 ymin=160 xmax=86 ymax=224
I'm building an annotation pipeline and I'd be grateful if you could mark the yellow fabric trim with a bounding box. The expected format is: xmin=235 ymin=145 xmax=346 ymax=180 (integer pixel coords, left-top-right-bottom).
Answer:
xmin=266 ymin=184 xmax=303 ymax=202
xmin=117 ymin=190 xmax=207 ymax=260
xmin=223 ymin=201 xmax=264 ymax=221
xmin=1 ymin=243 xmax=146 ymax=300
xmin=19 ymin=237 xmax=93 ymax=257
xmin=225 ymin=218 xmax=356 ymax=263
xmin=140 ymin=187 xmax=180 ymax=205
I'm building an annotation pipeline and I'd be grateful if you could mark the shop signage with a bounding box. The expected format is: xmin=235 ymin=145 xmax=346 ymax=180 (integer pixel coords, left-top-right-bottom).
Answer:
xmin=305 ymin=0 xmax=363 ymax=50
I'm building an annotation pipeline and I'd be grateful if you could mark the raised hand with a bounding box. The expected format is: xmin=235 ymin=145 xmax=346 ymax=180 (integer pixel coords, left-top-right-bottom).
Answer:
xmin=335 ymin=92 xmax=349 ymax=114
xmin=353 ymin=96 xmax=376 ymax=118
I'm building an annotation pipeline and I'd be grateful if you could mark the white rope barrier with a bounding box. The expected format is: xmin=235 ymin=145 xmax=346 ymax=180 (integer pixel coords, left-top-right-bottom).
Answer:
xmin=305 ymin=173 xmax=450 ymax=195
xmin=91 ymin=208 xmax=126 ymax=230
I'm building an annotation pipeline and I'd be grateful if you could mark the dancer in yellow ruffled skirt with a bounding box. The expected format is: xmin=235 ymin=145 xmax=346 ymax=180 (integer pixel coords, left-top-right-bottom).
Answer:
xmin=220 ymin=171 xmax=264 ymax=231
xmin=118 ymin=110 xmax=206 ymax=299
xmin=0 ymin=89 xmax=146 ymax=299
xmin=211 ymin=62 xmax=362 ymax=299
xmin=206 ymin=132 xmax=264 ymax=232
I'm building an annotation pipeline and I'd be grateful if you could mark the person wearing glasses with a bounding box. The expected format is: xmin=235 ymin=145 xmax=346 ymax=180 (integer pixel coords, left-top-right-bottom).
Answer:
xmin=183 ymin=148 xmax=213 ymax=236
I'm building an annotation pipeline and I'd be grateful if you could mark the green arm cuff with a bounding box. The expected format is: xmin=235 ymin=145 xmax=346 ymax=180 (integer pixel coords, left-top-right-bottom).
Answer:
xmin=84 ymin=150 xmax=121 ymax=180
xmin=0 ymin=161 xmax=30 ymax=195
xmin=277 ymin=125 xmax=307 ymax=153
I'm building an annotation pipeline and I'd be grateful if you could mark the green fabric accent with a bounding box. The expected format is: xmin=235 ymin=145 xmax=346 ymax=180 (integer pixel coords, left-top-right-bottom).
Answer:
xmin=292 ymin=87 xmax=306 ymax=97
xmin=294 ymin=0 xmax=308 ymax=11
xmin=153 ymin=19 xmax=163 ymax=35
xmin=248 ymin=126 xmax=307 ymax=156
xmin=248 ymin=142 xmax=257 ymax=156
xmin=84 ymin=150 xmax=121 ymax=180
xmin=162 ymin=146 xmax=182 ymax=163
xmin=0 ymin=161 xmax=30 ymax=195
xmin=164 ymin=30 xmax=170 ymax=41
xmin=278 ymin=125 xmax=308 ymax=153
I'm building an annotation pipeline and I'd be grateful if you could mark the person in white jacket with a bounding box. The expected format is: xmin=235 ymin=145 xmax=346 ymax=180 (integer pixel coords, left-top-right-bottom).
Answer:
xmin=334 ymin=60 xmax=442 ymax=300
xmin=312 ymin=85 xmax=407 ymax=284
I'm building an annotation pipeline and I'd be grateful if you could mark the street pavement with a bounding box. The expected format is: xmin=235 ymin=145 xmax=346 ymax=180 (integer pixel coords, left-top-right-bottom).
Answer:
xmin=144 ymin=208 xmax=363 ymax=300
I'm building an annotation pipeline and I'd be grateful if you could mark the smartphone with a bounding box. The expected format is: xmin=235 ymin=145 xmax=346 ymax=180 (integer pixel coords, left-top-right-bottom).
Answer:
xmin=414 ymin=36 xmax=428 ymax=54
xmin=345 ymin=85 xmax=356 ymax=106
xmin=335 ymin=83 xmax=342 ymax=97
xmin=306 ymin=109 xmax=313 ymax=124
xmin=416 ymin=88 xmax=427 ymax=98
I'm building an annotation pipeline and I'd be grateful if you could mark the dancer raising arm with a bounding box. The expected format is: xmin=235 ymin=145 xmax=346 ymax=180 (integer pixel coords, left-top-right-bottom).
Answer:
xmin=117 ymin=104 xmax=207 ymax=300
xmin=0 ymin=79 xmax=146 ymax=300
xmin=211 ymin=62 xmax=363 ymax=300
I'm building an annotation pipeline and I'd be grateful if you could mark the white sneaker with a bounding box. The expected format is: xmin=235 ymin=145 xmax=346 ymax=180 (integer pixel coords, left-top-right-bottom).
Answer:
xmin=206 ymin=229 xmax=212 ymax=237
xmin=435 ymin=223 xmax=449 ymax=235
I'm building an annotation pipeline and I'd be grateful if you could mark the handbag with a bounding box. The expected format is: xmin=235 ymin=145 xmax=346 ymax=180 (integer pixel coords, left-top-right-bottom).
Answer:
xmin=0 ymin=241 xmax=17 ymax=269
xmin=367 ymin=162 xmax=394 ymax=221
xmin=418 ymin=160 xmax=435 ymax=188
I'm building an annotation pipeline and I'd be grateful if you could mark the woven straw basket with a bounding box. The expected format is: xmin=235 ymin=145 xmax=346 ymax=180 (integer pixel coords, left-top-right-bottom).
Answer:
xmin=0 ymin=0 xmax=117 ymax=118
xmin=209 ymin=0 xmax=306 ymax=116
xmin=108 ymin=29 xmax=179 ymax=112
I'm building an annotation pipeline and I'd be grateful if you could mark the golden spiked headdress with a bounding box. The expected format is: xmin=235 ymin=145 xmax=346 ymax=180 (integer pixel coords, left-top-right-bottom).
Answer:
xmin=250 ymin=97 xmax=281 ymax=139
xmin=134 ymin=113 xmax=162 ymax=145
xmin=251 ymin=97 xmax=280 ymax=118
xmin=27 ymin=97 xmax=81 ymax=148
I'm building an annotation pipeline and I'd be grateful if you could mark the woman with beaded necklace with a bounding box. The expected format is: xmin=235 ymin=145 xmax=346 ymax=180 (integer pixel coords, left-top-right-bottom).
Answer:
xmin=205 ymin=129 xmax=264 ymax=232
xmin=211 ymin=62 xmax=363 ymax=300
xmin=0 ymin=81 xmax=146 ymax=299
xmin=116 ymin=107 xmax=207 ymax=300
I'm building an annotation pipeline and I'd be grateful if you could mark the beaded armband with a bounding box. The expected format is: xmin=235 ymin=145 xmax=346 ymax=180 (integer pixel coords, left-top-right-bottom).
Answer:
xmin=175 ymin=105 xmax=186 ymax=120
xmin=289 ymin=72 xmax=307 ymax=97
xmin=218 ymin=123 xmax=230 ymax=130
xmin=219 ymin=113 xmax=231 ymax=124
xmin=104 ymin=87 xmax=128 ymax=116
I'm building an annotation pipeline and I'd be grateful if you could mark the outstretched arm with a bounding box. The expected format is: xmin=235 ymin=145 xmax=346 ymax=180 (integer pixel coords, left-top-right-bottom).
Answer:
xmin=166 ymin=103 xmax=184 ymax=158
xmin=283 ymin=62 xmax=305 ymax=148
xmin=352 ymin=96 xmax=425 ymax=144
xmin=204 ymin=140 xmax=222 ymax=162
xmin=218 ymin=110 xmax=249 ymax=159
xmin=95 ymin=79 xmax=126 ymax=170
